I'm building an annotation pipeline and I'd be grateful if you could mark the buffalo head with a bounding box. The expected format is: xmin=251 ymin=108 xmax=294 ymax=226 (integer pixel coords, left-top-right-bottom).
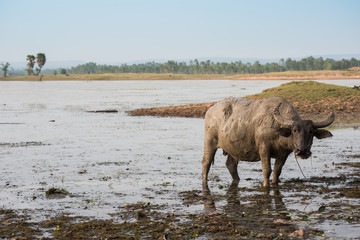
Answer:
xmin=274 ymin=104 xmax=335 ymax=159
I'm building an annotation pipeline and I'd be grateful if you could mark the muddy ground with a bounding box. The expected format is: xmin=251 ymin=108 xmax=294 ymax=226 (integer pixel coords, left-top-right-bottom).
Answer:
xmin=1 ymin=160 xmax=360 ymax=239
xmin=1 ymin=134 xmax=360 ymax=239
xmin=1 ymin=80 xmax=360 ymax=239
xmin=2 ymin=139 xmax=359 ymax=240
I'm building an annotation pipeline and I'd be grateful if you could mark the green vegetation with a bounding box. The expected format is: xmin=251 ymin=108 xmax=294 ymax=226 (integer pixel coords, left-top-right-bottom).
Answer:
xmin=68 ymin=57 xmax=360 ymax=75
xmin=59 ymin=68 xmax=67 ymax=75
xmin=248 ymin=81 xmax=358 ymax=100
xmin=26 ymin=55 xmax=35 ymax=75
xmin=246 ymin=81 xmax=360 ymax=115
xmin=0 ymin=62 xmax=10 ymax=77
xmin=3 ymin=56 xmax=360 ymax=77
xmin=26 ymin=53 xmax=46 ymax=75
xmin=35 ymin=53 xmax=46 ymax=75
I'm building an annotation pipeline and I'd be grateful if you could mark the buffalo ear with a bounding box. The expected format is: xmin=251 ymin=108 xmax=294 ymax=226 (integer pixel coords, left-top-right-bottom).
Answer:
xmin=278 ymin=128 xmax=291 ymax=137
xmin=315 ymin=129 xmax=333 ymax=139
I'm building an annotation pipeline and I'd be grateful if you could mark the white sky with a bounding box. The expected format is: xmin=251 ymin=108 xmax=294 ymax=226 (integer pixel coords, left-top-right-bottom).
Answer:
xmin=1 ymin=0 xmax=360 ymax=64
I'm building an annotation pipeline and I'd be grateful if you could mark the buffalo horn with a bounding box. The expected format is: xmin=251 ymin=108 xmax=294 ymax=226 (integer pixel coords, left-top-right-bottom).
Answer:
xmin=273 ymin=103 xmax=294 ymax=127
xmin=313 ymin=109 xmax=335 ymax=128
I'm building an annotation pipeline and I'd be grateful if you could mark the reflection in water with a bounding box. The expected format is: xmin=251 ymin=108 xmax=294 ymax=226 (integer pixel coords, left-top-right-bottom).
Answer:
xmin=203 ymin=181 xmax=289 ymax=215
xmin=202 ymin=181 xmax=297 ymax=236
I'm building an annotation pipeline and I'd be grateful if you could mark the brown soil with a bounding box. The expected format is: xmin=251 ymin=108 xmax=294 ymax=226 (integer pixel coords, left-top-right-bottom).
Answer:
xmin=127 ymin=102 xmax=360 ymax=124
xmin=2 ymin=165 xmax=360 ymax=239
xmin=128 ymin=102 xmax=217 ymax=119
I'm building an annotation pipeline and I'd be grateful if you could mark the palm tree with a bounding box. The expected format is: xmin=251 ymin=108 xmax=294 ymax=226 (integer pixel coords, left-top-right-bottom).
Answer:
xmin=35 ymin=53 xmax=46 ymax=75
xmin=26 ymin=55 xmax=35 ymax=75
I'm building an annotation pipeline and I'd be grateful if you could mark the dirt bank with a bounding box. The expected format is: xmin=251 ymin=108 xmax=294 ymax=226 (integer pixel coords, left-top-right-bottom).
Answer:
xmin=128 ymin=81 xmax=360 ymax=124
xmin=127 ymin=103 xmax=360 ymax=125
xmin=128 ymin=102 xmax=217 ymax=118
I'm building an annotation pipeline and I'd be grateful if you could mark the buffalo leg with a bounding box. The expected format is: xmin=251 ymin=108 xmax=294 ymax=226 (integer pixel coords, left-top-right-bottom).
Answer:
xmin=259 ymin=145 xmax=272 ymax=187
xmin=202 ymin=139 xmax=217 ymax=183
xmin=225 ymin=155 xmax=240 ymax=181
xmin=272 ymin=157 xmax=286 ymax=185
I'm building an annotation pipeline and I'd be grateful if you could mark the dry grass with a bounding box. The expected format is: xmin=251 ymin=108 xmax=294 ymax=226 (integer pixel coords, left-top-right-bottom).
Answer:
xmin=0 ymin=73 xmax=227 ymax=81
xmin=1 ymin=70 xmax=360 ymax=81
xmin=227 ymin=70 xmax=360 ymax=80
xmin=246 ymin=81 xmax=360 ymax=115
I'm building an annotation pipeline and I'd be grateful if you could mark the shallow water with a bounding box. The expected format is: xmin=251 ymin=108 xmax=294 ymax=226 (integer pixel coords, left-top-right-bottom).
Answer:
xmin=0 ymin=79 xmax=359 ymax=238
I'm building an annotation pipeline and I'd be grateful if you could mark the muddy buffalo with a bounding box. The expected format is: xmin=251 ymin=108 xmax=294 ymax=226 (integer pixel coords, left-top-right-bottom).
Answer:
xmin=202 ymin=97 xmax=335 ymax=187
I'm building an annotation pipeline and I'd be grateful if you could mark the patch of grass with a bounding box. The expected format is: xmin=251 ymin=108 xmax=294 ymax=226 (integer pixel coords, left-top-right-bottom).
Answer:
xmin=248 ymin=81 xmax=359 ymax=100
xmin=246 ymin=81 xmax=360 ymax=115
xmin=127 ymin=81 xmax=360 ymax=123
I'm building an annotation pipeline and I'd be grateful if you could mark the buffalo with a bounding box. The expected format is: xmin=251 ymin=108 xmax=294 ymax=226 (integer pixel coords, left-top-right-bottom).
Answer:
xmin=202 ymin=97 xmax=335 ymax=187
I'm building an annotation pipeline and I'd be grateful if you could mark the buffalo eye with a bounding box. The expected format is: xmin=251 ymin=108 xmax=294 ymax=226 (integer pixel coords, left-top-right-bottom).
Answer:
xmin=278 ymin=128 xmax=291 ymax=137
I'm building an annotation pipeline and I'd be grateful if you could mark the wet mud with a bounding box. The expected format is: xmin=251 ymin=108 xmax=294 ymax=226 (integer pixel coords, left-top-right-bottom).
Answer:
xmin=0 ymin=141 xmax=48 ymax=148
xmin=2 ymin=164 xmax=360 ymax=239
xmin=1 ymin=80 xmax=360 ymax=239
xmin=2 ymin=149 xmax=360 ymax=239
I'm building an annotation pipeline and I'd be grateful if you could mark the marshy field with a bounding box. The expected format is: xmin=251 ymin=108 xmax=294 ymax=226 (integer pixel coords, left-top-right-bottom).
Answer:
xmin=1 ymin=79 xmax=360 ymax=239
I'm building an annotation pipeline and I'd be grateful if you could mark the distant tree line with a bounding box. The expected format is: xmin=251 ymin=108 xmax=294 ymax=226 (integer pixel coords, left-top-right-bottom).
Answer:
xmin=68 ymin=56 xmax=360 ymax=75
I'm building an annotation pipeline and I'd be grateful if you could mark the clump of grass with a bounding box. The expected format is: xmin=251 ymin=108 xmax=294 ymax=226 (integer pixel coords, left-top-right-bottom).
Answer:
xmin=248 ymin=81 xmax=360 ymax=100
xmin=45 ymin=187 xmax=69 ymax=197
